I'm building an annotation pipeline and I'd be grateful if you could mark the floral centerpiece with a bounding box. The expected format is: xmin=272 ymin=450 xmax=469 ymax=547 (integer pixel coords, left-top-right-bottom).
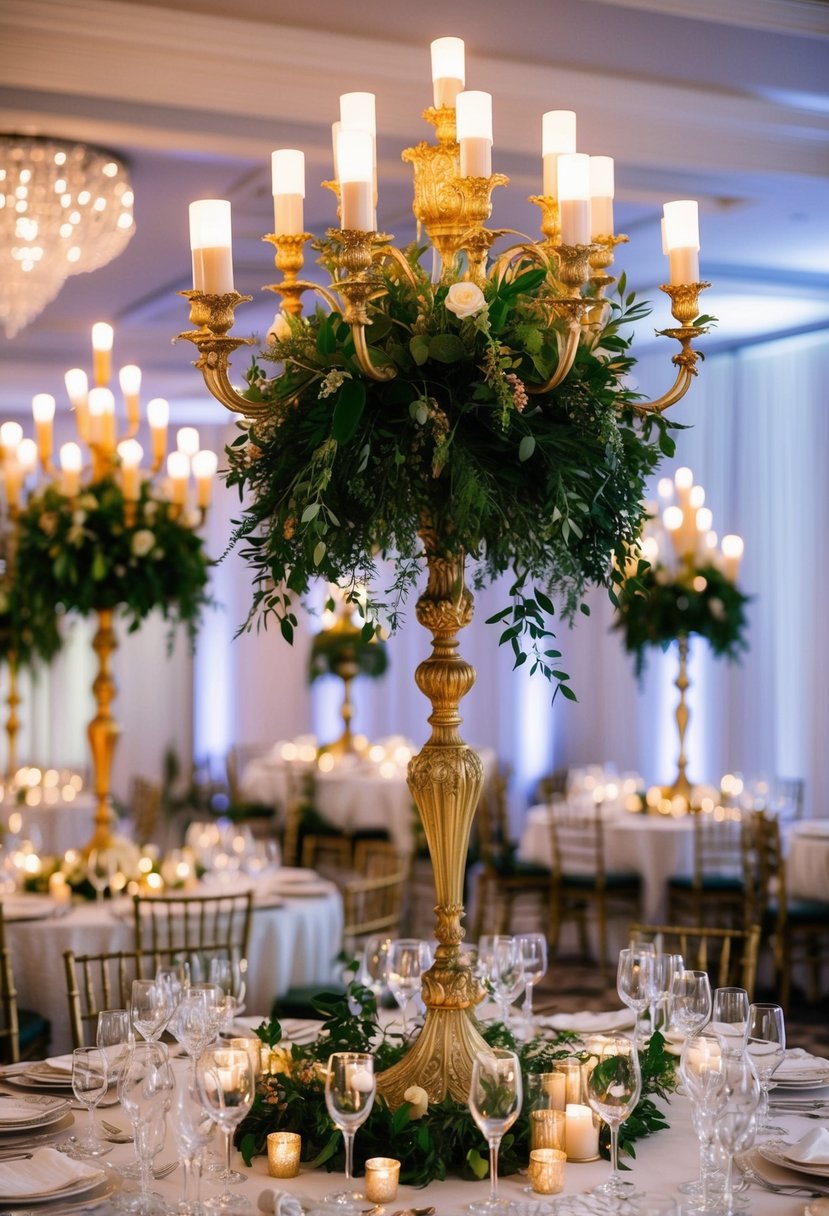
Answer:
xmin=227 ymin=255 xmax=675 ymax=695
xmin=236 ymin=976 xmax=676 ymax=1185
xmin=12 ymin=476 xmax=212 ymax=641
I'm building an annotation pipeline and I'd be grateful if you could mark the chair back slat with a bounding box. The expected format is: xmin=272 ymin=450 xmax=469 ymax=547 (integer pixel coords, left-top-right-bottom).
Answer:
xmin=131 ymin=890 xmax=253 ymax=968
xmin=0 ymin=907 xmax=21 ymax=1063
xmin=628 ymin=921 xmax=761 ymax=998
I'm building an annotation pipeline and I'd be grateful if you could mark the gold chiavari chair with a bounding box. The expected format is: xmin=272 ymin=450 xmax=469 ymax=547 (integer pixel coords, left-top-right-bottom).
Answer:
xmin=131 ymin=889 xmax=253 ymax=983
xmin=628 ymin=922 xmax=761 ymax=998
xmin=0 ymin=905 xmax=50 ymax=1063
xmin=63 ymin=947 xmax=162 ymax=1048
xmin=666 ymin=806 xmax=749 ymax=928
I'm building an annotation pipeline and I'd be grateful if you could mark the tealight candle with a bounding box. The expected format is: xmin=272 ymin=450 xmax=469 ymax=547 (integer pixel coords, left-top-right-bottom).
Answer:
xmin=364 ymin=1157 xmax=400 ymax=1203
xmin=565 ymin=1103 xmax=599 ymax=1161
xmin=267 ymin=1132 xmax=301 ymax=1179
xmin=530 ymin=1108 xmax=566 ymax=1152
xmin=48 ymin=871 xmax=71 ymax=906
xmin=528 ymin=1147 xmax=566 ymax=1195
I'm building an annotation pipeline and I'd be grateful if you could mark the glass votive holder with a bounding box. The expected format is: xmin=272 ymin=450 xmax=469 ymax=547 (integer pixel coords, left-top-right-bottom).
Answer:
xmin=528 ymin=1148 xmax=566 ymax=1195
xmin=267 ymin=1132 xmax=301 ymax=1179
xmin=364 ymin=1157 xmax=400 ymax=1203
xmin=530 ymin=1107 xmax=566 ymax=1151
xmin=229 ymin=1036 xmax=262 ymax=1079
xmin=553 ymin=1058 xmax=584 ymax=1105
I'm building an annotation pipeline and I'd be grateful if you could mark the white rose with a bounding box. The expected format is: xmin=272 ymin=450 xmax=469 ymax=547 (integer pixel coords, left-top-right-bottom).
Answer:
xmin=131 ymin=529 xmax=155 ymax=558
xmin=445 ymin=281 xmax=486 ymax=319
xmin=266 ymin=311 xmax=292 ymax=345
xmin=403 ymin=1084 xmax=429 ymax=1119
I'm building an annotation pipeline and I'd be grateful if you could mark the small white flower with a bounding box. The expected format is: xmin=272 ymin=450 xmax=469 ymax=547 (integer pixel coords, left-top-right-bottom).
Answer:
xmin=319 ymin=369 xmax=350 ymax=400
xmin=71 ymin=509 xmax=87 ymax=527
xmin=266 ymin=311 xmax=293 ymax=345
xmin=131 ymin=529 xmax=155 ymax=558
xmin=709 ymin=597 xmax=725 ymax=620
xmin=445 ymin=280 xmax=486 ymax=319
xmin=403 ymin=1084 xmax=429 ymax=1119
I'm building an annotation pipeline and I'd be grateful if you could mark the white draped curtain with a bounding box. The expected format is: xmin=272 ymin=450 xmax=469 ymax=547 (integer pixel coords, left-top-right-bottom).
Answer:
xmin=7 ymin=330 xmax=827 ymax=825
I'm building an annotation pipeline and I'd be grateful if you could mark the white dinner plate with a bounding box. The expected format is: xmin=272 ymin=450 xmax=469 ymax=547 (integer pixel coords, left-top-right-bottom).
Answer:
xmin=272 ymin=867 xmax=321 ymax=885
xmin=0 ymin=1153 xmax=107 ymax=1202
xmin=0 ymin=1094 xmax=70 ymax=1129
xmin=759 ymin=1140 xmax=829 ymax=1179
xmin=0 ymin=895 xmax=56 ymax=922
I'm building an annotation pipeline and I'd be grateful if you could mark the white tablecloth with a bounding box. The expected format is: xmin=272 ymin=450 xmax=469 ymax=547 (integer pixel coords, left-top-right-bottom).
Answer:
xmin=518 ymin=804 xmax=695 ymax=923
xmin=5 ymin=879 xmax=343 ymax=1054
xmin=1 ymin=793 xmax=97 ymax=857
xmin=787 ymin=819 xmax=829 ymax=901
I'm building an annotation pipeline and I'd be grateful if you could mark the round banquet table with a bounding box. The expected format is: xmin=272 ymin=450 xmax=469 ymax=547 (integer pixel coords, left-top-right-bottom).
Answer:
xmin=3 ymin=878 xmax=343 ymax=1055
xmin=1 ymin=792 xmax=97 ymax=857
xmin=786 ymin=818 xmax=829 ymax=900
xmin=518 ymin=803 xmax=696 ymax=923
xmin=6 ymin=1052 xmax=815 ymax=1216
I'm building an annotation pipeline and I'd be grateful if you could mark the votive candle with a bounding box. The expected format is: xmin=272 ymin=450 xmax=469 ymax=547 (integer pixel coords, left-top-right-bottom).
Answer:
xmin=364 ymin=1157 xmax=400 ymax=1203
xmin=528 ymin=1148 xmax=566 ymax=1195
xmin=267 ymin=1132 xmax=301 ymax=1179
xmin=564 ymin=1103 xmax=599 ymax=1161
xmin=530 ymin=1108 xmax=566 ymax=1151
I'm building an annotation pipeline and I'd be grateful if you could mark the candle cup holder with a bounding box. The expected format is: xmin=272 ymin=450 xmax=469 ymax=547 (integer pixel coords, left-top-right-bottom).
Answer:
xmin=267 ymin=1132 xmax=301 ymax=1179
xmin=529 ymin=194 xmax=561 ymax=249
xmin=530 ymin=1108 xmax=566 ymax=1152
xmin=423 ymin=105 xmax=458 ymax=146
xmin=528 ymin=1148 xmax=566 ymax=1195
xmin=263 ymin=232 xmax=313 ymax=317
xmin=364 ymin=1157 xmax=400 ymax=1203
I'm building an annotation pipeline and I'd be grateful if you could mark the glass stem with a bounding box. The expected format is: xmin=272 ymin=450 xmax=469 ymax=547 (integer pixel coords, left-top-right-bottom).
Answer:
xmin=488 ymin=1136 xmax=501 ymax=1201
xmin=223 ymin=1127 xmax=233 ymax=1182
xmin=723 ymin=1152 xmax=734 ymax=1215
xmin=609 ymin=1122 xmax=620 ymax=1181
xmin=525 ymin=983 xmax=534 ymax=1018
xmin=180 ymin=1156 xmax=193 ymax=1211
xmin=343 ymin=1129 xmax=355 ymax=1182
xmin=700 ymin=1137 xmax=710 ymax=1208
xmin=87 ymin=1105 xmax=96 ymax=1145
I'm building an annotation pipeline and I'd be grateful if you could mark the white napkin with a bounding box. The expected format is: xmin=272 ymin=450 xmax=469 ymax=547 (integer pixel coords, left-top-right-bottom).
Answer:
xmin=0 ymin=1146 xmax=101 ymax=1198
xmin=40 ymin=1054 xmax=74 ymax=1076
xmin=540 ymin=1008 xmax=635 ymax=1033
xmin=776 ymin=1048 xmax=828 ymax=1080
xmin=785 ymin=1128 xmax=829 ymax=1166
xmin=258 ymin=1188 xmax=304 ymax=1216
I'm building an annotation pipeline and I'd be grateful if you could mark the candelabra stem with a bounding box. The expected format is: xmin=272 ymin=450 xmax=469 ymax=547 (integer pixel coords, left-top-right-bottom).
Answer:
xmin=666 ymin=633 xmax=693 ymax=800
xmin=377 ymin=536 xmax=487 ymax=1108
xmin=5 ymin=651 xmax=20 ymax=781
xmin=85 ymin=608 xmax=120 ymax=853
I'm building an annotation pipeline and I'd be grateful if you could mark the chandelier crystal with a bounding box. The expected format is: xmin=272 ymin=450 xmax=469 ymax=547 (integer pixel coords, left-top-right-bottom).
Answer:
xmin=0 ymin=135 xmax=135 ymax=339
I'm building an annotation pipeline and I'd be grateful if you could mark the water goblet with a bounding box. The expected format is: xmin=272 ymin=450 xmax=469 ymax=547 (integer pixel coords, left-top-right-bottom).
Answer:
xmin=489 ymin=936 xmax=525 ymax=1028
xmin=716 ymin=1054 xmax=761 ymax=1216
xmin=87 ymin=847 xmax=117 ymax=901
xmin=95 ymin=1007 xmax=132 ymax=1088
xmin=118 ymin=1040 xmax=175 ymax=1215
xmin=359 ymin=934 xmax=392 ymax=1000
xmin=467 ymin=1047 xmax=522 ymax=1215
xmin=651 ymin=952 xmax=684 ymax=1035
xmin=323 ymin=1051 xmax=376 ymax=1205
xmin=170 ymin=988 xmax=216 ymax=1072
xmin=617 ymin=947 xmax=657 ymax=1041
xmin=585 ymin=1034 xmax=642 ymax=1199
xmin=679 ymin=1030 xmax=727 ymax=1207
xmin=156 ymin=960 xmax=190 ymax=1008
xmin=209 ymin=954 xmax=247 ymax=1023
xmin=712 ymin=986 xmax=749 ymax=1057
xmin=196 ymin=1045 xmax=256 ymax=1214
xmin=173 ymin=1072 xmax=217 ymax=1215
xmin=744 ymin=1002 xmax=786 ymax=1138
xmin=130 ymin=978 xmax=172 ymax=1042
xmin=516 ymin=933 xmax=547 ymax=1033
xmin=386 ymin=939 xmax=432 ymax=1036
xmin=669 ymin=969 xmax=712 ymax=1044
xmin=71 ymin=1046 xmax=111 ymax=1158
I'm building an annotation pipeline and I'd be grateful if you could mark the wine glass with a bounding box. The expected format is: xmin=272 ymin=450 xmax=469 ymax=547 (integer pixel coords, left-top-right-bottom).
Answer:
xmin=617 ymin=947 xmax=656 ymax=1041
xmin=130 ymin=978 xmax=171 ymax=1042
xmin=651 ymin=952 xmax=684 ymax=1035
xmin=95 ymin=1008 xmax=132 ymax=1088
xmin=489 ymin=936 xmax=525 ymax=1028
xmin=669 ymin=969 xmax=712 ymax=1044
xmin=744 ymin=1002 xmax=786 ymax=1138
xmin=71 ymin=1046 xmax=111 ymax=1158
xmin=324 ymin=1051 xmax=376 ymax=1205
xmin=210 ymin=954 xmax=247 ymax=1023
xmin=679 ymin=1030 xmax=727 ymax=1206
xmin=156 ymin=959 xmax=190 ymax=1009
xmin=385 ymin=939 xmax=431 ymax=1036
xmin=712 ymin=986 xmax=749 ymax=1057
xmin=170 ymin=988 xmax=217 ymax=1072
xmin=516 ymin=933 xmax=547 ymax=1032
xmin=585 ymin=1035 xmax=642 ymax=1199
xmin=467 ymin=1047 xmax=522 ymax=1215
xmin=118 ymin=1040 xmax=175 ymax=1216
xmin=716 ymin=1054 xmax=761 ymax=1216
xmin=359 ymin=934 xmax=392 ymax=999
xmin=174 ymin=1071 xmax=219 ymax=1216
xmin=87 ymin=847 xmax=117 ymax=901
xmin=196 ymin=1045 xmax=256 ymax=1215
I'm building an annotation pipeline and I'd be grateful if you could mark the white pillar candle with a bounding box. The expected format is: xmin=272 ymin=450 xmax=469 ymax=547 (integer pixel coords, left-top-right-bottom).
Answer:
xmin=176 ymin=426 xmax=200 ymax=458
xmin=91 ymin=321 xmax=113 ymax=388
xmin=431 ymin=36 xmax=465 ymax=108
xmin=16 ymin=438 xmax=36 ymax=477
xmin=32 ymin=393 xmax=55 ymax=463
xmin=557 ymin=153 xmax=591 ymax=245
xmin=271 ymin=149 xmax=305 ymax=236
xmin=674 ymin=466 xmax=693 ymax=509
xmin=146 ymin=397 xmax=169 ymax=467
xmin=118 ymin=364 xmax=141 ymax=431
xmin=64 ymin=368 xmax=90 ymax=441
xmin=88 ymin=387 xmax=115 ymax=450
xmin=589 ymin=156 xmax=614 ymax=239
xmin=542 ymin=110 xmax=576 ymax=198
xmin=564 ymin=1103 xmax=599 ymax=1161
xmin=192 ymin=449 xmax=218 ymax=510
xmin=117 ymin=438 xmax=143 ymax=501
xmin=167 ymin=450 xmax=189 ymax=507
xmin=337 ymin=129 xmax=375 ymax=231
xmin=546 ymin=1070 xmax=567 ymax=1111
xmin=60 ymin=442 xmax=82 ymax=497
xmin=663 ymin=199 xmax=700 ymax=284
xmin=189 ymin=199 xmax=234 ymax=294
xmin=456 ymin=91 xmax=493 ymax=177
xmin=340 ymin=92 xmax=377 ymax=214
xmin=721 ymin=534 xmax=744 ymax=582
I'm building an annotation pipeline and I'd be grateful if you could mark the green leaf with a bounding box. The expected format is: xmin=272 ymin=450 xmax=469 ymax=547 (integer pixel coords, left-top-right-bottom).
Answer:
xmin=313 ymin=541 xmax=326 ymax=566
xmin=410 ymin=334 xmax=430 ymax=366
xmin=331 ymin=378 xmax=367 ymax=445
xmin=91 ymin=551 xmax=108 ymax=581
xmin=315 ymin=315 xmax=337 ymax=357
xmin=429 ymin=333 xmax=466 ymax=363
xmin=518 ymin=435 xmax=536 ymax=462
xmin=535 ymin=588 xmax=555 ymax=615
xmin=279 ymin=617 xmax=294 ymax=644
xmin=466 ymin=1148 xmax=489 ymax=1180
xmin=558 ymin=682 xmax=578 ymax=702
xmin=301 ymin=503 xmax=321 ymax=524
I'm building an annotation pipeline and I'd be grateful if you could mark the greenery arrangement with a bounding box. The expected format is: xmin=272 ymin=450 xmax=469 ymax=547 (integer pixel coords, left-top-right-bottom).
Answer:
xmin=225 ymin=244 xmax=678 ymax=697
xmin=12 ymin=476 xmax=213 ymax=643
xmin=614 ymin=557 xmax=750 ymax=678
xmin=237 ymin=976 xmax=676 ymax=1186
xmin=309 ymin=624 xmax=389 ymax=683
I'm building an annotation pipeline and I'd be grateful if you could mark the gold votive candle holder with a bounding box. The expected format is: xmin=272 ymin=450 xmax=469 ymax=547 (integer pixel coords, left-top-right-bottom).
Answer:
xmin=530 ymin=1107 xmax=566 ymax=1151
xmin=364 ymin=1157 xmax=400 ymax=1203
xmin=267 ymin=1132 xmax=301 ymax=1178
xmin=528 ymin=1148 xmax=566 ymax=1195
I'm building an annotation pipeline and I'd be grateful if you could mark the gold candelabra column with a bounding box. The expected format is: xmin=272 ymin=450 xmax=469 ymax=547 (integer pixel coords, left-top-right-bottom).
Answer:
xmin=85 ymin=608 xmax=121 ymax=853
xmin=665 ymin=633 xmax=693 ymax=801
xmin=377 ymin=536 xmax=487 ymax=1107
xmin=5 ymin=650 xmax=19 ymax=781
xmin=319 ymin=618 xmax=362 ymax=758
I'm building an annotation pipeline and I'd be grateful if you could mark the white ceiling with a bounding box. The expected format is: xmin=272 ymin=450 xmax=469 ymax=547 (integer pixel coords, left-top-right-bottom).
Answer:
xmin=1 ymin=0 xmax=828 ymax=421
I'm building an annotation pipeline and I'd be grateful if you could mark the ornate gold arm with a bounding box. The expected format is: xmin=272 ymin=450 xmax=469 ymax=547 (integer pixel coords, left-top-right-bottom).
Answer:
xmin=176 ymin=290 xmax=266 ymax=417
xmin=526 ymin=242 xmax=595 ymax=395
xmin=262 ymin=232 xmax=313 ymax=316
xmin=632 ymin=282 xmax=711 ymax=416
xmin=329 ymin=228 xmax=398 ymax=382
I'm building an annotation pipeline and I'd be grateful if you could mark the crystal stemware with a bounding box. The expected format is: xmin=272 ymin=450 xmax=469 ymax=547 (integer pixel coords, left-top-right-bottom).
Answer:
xmin=651 ymin=951 xmax=684 ymax=1035
xmin=585 ymin=1034 xmax=642 ymax=1199
xmin=467 ymin=1047 xmax=522 ymax=1216
xmin=70 ymin=1046 xmax=111 ymax=1158
xmin=324 ymin=1051 xmax=376 ymax=1205
xmin=170 ymin=988 xmax=217 ymax=1072
xmin=173 ymin=1071 xmax=217 ymax=1216
xmin=489 ymin=936 xmax=525 ymax=1028
xmin=95 ymin=1007 xmax=132 ymax=1088
xmin=516 ymin=933 xmax=547 ymax=1033
xmin=744 ymin=1001 xmax=786 ymax=1138
xmin=130 ymin=978 xmax=172 ymax=1042
xmin=679 ymin=1030 xmax=727 ymax=1207
xmin=196 ymin=1045 xmax=256 ymax=1215
xmin=359 ymin=933 xmax=392 ymax=1000
xmin=617 ymin=947 xmax=656 ymax=1041
xmin=716 ymin=1054 xmax=761 ymax=1216
xmin=118 ymin=1040 xmax=175 ymax=1216
xmin=385 ymin=939 xmax=431 ymax=1036
xmin=86 ymin=847 xmax=117 ymax=901
xmin=712 ymin=986 xmax=749 ymax=1057
xmin=669 ymin=969 xmax=712 ymax=1044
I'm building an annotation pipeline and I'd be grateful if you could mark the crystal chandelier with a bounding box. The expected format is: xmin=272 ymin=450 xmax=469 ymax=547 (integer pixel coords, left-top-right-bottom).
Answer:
xmin=0 ymin=135 xmax=135 ymax=339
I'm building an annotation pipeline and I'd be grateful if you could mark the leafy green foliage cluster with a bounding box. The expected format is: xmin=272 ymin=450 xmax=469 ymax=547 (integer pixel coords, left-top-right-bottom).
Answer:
xmin=13 ymin=477 xmax=213 ymax=643
xmin=309 ymin=625 xmax=389 ymax=683
xmin=236 ymin=977 xmax=676 ymax=1187
xmin=0 ymin=545 xmax=62 ymax=669
xmin=225 ymin=243 xmax=676 ymax=697
xmin=614 ymin=557 xmax=750 ymax=678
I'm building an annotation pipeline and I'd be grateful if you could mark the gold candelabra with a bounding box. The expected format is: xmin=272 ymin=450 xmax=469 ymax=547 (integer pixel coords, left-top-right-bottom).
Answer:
xmin=176 ymin=37 xmax=712 ymax=1103
xmin=0 ymin=324 xmax=217 ymax=854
